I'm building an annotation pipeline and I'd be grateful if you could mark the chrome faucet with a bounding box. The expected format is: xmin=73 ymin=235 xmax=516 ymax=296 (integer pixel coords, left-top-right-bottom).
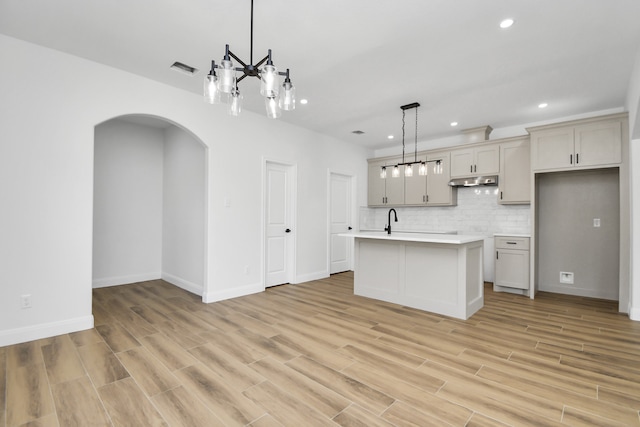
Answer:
xmin=385 ymin=208 xmax=398 ymax=234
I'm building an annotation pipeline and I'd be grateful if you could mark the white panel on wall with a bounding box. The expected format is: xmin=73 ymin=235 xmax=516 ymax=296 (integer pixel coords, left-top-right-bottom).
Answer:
xmin=93 ymin=119 xmax=164 ymax=287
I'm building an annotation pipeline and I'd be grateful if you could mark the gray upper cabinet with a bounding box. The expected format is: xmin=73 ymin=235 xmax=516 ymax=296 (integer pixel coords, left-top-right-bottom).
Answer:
xmin=498 ymin=137 xmax=530 ymax=204
xmin=426 ymin=151 xmax=456 ymax=206
xmin=367 ymin=157 xmax=404 ymax=206
xmin=529 ymin=114 xmax=624 ymax=172
xmin=450 ymin=143 xmax=500 ymax=178
xmin=404 ymin=154 xmax=427 ymax=205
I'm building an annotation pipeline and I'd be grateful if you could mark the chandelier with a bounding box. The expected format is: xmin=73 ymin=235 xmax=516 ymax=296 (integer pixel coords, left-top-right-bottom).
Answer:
xmin=203 ymin=0 xmax=296 ymax=118
xmin=381 ymin=102 xmax=442 ymax=178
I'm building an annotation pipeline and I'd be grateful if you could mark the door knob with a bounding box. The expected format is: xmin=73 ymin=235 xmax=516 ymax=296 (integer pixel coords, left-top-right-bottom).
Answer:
xmin=285 ymin=228 xmax=291 ymax=233
xmin=348 ymin=226 xmax=353 ymax=230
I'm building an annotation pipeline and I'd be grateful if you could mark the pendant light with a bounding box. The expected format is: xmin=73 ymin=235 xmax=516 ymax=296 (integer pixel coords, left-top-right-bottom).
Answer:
xmin=204 ymin=0 xmax=296 ymax=118
xmin=383 ymin=102 xmax=443 ymax=179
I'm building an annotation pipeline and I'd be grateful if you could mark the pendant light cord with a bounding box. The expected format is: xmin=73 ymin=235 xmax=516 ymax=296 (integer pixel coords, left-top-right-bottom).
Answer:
xmin=402 ymin=109 xmax=406 ymax=163
xmin=414 ymin=106 xmax=418 ymax=162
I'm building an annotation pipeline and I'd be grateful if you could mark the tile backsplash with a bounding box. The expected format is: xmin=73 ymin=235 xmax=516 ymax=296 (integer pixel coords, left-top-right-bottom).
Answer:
xmin=360 ymin=187 xmax=531 ymax=236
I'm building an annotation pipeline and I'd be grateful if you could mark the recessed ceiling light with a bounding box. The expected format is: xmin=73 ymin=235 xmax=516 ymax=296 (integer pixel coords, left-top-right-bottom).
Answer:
xmin=500 ymin=18 xmax=514 ymax=29
xmin=300 ymin=99 xmax=308 ymax=105
xmin=387 ymin=135 xmax=394 ymax=140
xmin=450 ymin=122 xmax=459 ymax=127
xmin=538 ymin=103 xmax=548 ymax=109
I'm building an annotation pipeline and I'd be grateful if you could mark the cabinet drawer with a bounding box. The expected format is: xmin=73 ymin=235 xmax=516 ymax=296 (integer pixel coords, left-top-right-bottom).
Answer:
xmin=495 ymin=236 xmax=529 ymax=250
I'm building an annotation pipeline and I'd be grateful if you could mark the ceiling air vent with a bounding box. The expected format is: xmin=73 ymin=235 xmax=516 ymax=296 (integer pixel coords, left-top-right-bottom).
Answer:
xmin=351 ymin=130 xmax=365 ymax=135
xmin=170 ymin=61 xmax=198 ymax=76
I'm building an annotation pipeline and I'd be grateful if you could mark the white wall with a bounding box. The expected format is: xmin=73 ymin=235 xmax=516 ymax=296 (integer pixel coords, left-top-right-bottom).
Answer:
xmin=162 ymin=126 xmax=205 ymax=294
xmin=93 ymin=119 xmax=164 ymax=287
xmin=0 ymin=34 xmax=370 ymax=346
xmin=536 ymin=169 xmax=620 ymax=300
xmin=627 ymin=45 xmax=640 ymax=320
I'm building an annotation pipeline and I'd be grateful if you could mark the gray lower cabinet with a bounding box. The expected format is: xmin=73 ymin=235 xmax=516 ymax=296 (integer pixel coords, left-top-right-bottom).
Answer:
xmin=494 ymin=236 xmax=530 ymax=292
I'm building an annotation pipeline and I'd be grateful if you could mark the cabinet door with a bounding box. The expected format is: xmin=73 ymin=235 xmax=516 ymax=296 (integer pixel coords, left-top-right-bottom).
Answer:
xmin=426 ymin=152 xmax=456 ymax=205
xmin=499 ymin=139 xmax=530 ymax=204
xmin=450 ymin=148 xmax=474 ymax=178
xmin=385 ymin=169 xmax=405 ymax=205
xmin=574 ymin=120 xmax=622 ymax=167
xmin=531 ymin=128 xmax=574 ymax=171
xmin=367 ymin=161 xmax=386 ymax=206
xmin=474 ymin=144 xmax=500 ymax=175
xmin=495 ymin=249 xmax=529 ymax=289
xmin=404 ymin=154 xmax=427 ymax=205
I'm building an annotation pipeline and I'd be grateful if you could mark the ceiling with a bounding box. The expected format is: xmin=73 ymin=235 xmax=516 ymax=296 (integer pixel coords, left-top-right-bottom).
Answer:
xmin=1 ymin=0 xmax=640 ymax=149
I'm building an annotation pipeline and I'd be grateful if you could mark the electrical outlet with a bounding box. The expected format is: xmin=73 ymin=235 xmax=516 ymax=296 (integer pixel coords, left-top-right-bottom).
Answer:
xmin=244 ymin=265 xmax=250 ymax=275
xmin=560 ymin=272 xmax=574 ymax=285
xmin=593 ymin=218 xmax=601 ymax=227
xmin=21 ymin=294 xmax=32 ymax=309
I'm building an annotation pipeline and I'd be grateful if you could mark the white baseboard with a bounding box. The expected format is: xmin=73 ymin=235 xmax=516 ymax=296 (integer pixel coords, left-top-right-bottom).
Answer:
xmin=161 ymin=272 xmax=203 ymax=296
xmin=292 ymin=270 xmax=328 ymax=284
xmin=0 ymin=315 xmax=94 ymax=347
xmin=538 ymin=284 xmax=618 ymax=301
xmin=630 ymin=306 xmax=640 ymax=321
xmin=92 ymin=272 xmax=161 ymax=288
xmin=203 ymin=282 xmax=264 ymax=303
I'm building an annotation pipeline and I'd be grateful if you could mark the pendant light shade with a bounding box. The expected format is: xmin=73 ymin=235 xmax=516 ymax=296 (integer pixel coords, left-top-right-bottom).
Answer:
xmin=203 ymin=0 xmax=296 ymax=118
xmin=404 ymin=164 xmax=413 ymax=177
xmin=204 ymin=63 xmax=221 ymax=104
xmin=392 ymin=165 xmax=400 ymax=178
xmin=418 ymin=162 xmax=427 ymax=176
xmin=265 ymin=96 xmax=281 ymax=119
xmin=380 ymin=166 xmax=387 ymax=179
xmin=279 ymin=69 xmax=296 ymax=111
xmin=229 ymin=87 xmax=243 ymax=116
xmin=218 ymin=57 xmax=236 ymax=94
xmin=260 ymin=60 xmax=280 ymax=98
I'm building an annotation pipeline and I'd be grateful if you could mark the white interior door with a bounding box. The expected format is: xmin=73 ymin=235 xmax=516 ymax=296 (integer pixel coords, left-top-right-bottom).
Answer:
xmin=330 ymin=173 xmax=352 ymax=274
xmin=265 ymin=162 xmax=293 ymax=287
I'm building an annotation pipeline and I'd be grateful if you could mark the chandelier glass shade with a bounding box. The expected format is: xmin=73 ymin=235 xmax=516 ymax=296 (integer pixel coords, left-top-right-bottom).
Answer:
xmin=204 ymin=0 xmax=295 ymax=118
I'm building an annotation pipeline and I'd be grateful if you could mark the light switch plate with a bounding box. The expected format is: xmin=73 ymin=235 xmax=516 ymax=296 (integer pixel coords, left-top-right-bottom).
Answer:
xmin=593 ymin=218 xmax=601 ymax=227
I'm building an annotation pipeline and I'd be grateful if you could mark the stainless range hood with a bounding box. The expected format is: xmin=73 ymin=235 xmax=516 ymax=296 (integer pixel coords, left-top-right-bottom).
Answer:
xmin=448 ymin=176 xmax=498 ymax=187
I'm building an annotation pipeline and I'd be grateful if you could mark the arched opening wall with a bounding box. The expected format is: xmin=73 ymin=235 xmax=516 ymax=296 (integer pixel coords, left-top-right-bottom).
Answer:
xmin=0 ymin=34 xmax=370 ymax=346
xmin=93 ymin=115 xmax=207 ymax=296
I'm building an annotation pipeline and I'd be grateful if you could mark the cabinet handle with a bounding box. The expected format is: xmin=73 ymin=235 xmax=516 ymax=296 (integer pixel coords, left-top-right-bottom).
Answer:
xmin=576 ymin=153 xmax=579 ymax=164
xmin=500 ymin=191 xmax=503 ymax=200
xmin=506 ymin=242 xmax=517 ymax=245
xmin=426 ymin=195 xmax=429 ymax=202
xmin=570 ymin=154 xmax=573 ymax=164
xmin=423 ymin=195 xmax=426 ymax=202
xmin=470 ymin=165 xmax=473 ymax=173
xmin=496 ymin=251 xmax=499 ymax=260
xmin=474 ymin=165 xmax=477 ymax=173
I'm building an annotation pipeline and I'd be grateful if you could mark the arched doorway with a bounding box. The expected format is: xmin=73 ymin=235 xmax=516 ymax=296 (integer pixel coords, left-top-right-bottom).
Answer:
xmin=92 ymin=114 xmax=208 ymax=298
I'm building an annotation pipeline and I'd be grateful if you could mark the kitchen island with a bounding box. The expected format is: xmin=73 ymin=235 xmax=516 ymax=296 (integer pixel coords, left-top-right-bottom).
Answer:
xmin=341 ymin=232 xmax=485 ymax=320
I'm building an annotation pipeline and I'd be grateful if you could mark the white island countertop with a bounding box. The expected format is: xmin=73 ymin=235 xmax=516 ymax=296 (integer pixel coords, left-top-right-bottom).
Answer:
xmin=340 ymin=231 xmax=486 ymax=245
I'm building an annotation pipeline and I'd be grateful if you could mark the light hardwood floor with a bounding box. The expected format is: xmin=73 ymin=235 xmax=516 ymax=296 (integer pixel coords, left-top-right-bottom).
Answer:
xmin=1 ymin=272 xmax=640 ymax=426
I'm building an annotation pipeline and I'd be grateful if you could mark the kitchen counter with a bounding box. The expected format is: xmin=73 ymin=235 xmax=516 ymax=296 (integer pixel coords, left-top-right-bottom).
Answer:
xmin=494 ymin=233 xmax=531 ymax=238
xmin=343 ymin=231 xmax=485 ymax=320
xmin=341 ymin=231 xmax=484 ymax=245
